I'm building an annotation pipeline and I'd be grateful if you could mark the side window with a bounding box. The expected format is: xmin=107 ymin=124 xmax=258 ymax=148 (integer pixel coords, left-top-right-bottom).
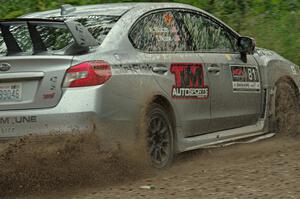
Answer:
xmin=179 ymin=12 xmax=237 ymax=52
xmin=129 ymin=11 xmax=188 ymax=52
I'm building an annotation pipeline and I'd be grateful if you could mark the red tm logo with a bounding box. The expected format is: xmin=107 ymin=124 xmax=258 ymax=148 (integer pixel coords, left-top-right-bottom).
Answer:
xmin=170 ymin=63 xmax=209 ymax=99
xmin=232 ymin=68 xmax=244 ymax=76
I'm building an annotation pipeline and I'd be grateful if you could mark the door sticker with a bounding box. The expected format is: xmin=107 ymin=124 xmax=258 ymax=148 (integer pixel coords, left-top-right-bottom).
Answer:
xmin=171 ymin=63 xmax=209 ymax=99
xmin=231 ymin=65 xmax=261 ymax=92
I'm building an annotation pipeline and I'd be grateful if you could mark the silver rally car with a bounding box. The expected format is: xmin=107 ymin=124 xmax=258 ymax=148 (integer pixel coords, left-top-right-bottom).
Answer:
xmin=0 ymin=3 xmax=299 ymax=168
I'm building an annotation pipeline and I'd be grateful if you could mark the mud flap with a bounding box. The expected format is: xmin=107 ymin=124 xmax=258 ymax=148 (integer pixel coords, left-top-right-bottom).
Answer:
xmin=268 ymin=87 xmax=277 ymax=133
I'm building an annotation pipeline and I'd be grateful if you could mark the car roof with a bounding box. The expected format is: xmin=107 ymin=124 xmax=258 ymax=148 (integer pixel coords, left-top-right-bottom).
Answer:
xmin=22 ymin=3 xmax=198 ymax=18
xmin=21 ymin=2 xmax=239 ymax=37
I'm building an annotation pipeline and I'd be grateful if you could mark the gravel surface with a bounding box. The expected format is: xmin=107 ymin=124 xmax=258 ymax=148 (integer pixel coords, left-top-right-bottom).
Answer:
xmin=8 ymin=135 xmax=299 ymax=199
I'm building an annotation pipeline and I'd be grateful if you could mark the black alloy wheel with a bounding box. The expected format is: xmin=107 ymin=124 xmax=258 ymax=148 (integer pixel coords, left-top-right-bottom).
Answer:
xmin=146 ymin=103 xmax=174 ymax=168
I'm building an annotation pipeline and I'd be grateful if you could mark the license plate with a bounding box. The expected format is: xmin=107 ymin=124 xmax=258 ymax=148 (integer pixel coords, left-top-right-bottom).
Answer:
xmin=0 ymin=83 xmax=22 ymax=102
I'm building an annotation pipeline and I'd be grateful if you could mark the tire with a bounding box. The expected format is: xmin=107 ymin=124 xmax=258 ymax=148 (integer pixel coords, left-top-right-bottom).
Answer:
xmin=274 ymin=80 xmax=300 ymax=136
xmin=145 ymin=103 xmax=174 ymax=169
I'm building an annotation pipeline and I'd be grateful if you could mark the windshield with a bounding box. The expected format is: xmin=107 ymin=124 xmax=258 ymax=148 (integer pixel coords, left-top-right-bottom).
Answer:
xmin=0 ymin=15 xmax=120 ymax=55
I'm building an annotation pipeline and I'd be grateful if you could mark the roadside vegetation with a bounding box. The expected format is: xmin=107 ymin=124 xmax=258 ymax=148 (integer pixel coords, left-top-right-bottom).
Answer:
xmin=1 ymin=0 xmax=299 ymax=64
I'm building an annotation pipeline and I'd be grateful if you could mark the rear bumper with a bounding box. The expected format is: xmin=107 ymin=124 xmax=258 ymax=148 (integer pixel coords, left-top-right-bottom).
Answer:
xmin=0 ymin=85 xmax=139 ymax=140
xmin=0 ymin=112 xmax=96 ymax=140
xmin=0 ymin=87 xmax=100 ymax=139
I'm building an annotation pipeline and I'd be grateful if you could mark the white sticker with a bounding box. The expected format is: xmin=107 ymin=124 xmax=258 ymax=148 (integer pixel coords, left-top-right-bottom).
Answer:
xmin=231 ymin=65 xmax=261 ymax=92
xmin=232 ymin=82 xmax=261 ymax=91
xmin=290 ymin=65 xmax=297 ymax=75
xmin=149 ymin=27 xmax=169 ymax=33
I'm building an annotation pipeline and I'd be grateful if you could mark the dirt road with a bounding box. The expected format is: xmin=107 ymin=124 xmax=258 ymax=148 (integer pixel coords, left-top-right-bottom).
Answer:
xmin=2 ymin=134 xmax=299 ymax=199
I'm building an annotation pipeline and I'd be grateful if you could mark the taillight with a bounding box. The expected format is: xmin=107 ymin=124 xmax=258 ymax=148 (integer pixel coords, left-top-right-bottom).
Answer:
xmin=63 ymin=61 xmax=112 ymax=88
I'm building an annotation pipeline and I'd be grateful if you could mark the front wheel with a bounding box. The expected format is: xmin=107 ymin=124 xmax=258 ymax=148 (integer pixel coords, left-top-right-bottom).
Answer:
xmin=146 ymin=103 xmax=174 ymax=169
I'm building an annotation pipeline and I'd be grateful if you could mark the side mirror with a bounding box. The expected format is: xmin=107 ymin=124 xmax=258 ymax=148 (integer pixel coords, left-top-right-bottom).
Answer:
xmin=237 ymin=37 xmax=256 ymax=62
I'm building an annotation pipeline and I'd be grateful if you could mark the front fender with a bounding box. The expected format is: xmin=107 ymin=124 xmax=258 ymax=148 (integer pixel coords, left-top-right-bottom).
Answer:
xmin=254 ymin=48 xmax=300 ymax=90
xmin=254 ymin=48 xmax=300 ymax=133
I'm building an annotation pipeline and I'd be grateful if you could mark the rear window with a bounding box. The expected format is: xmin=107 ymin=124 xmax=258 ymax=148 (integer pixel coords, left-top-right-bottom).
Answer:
xmin=0 ymin=15 xmax=119 ymax=55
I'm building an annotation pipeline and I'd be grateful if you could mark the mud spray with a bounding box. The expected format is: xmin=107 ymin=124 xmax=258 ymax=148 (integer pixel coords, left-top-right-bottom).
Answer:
xmin=1 ymin=87 xmax=300 ymax=198
xmin=275 ymin=80 xmax=300 ymax=137
xmin=0 ymin=133 xmax=151 ymax=198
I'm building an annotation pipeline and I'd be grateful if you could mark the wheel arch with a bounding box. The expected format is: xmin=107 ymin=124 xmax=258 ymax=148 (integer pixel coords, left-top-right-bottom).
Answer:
xmin=144 ymin=94 xmax=179 ymax=149
xmin=151 ymin=95 xmax=177 ymax=131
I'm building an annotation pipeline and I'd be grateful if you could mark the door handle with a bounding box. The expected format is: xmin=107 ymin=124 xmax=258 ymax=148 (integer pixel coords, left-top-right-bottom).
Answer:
xmin=152 ymin=66 xmax=168 ymax=74
xmin=208 ymin=66 xmax=221 ymax=73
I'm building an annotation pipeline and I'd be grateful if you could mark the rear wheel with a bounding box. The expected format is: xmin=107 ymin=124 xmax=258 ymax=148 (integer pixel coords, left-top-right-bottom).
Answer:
xmin=146 ymin=103 xmax=174 ymax=168
xmin=274 ymin=80 xmax=300 ymax=136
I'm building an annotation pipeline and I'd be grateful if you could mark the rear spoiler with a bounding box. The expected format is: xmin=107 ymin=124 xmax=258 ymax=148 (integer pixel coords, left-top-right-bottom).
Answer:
xmin=0 ymin=18 xmax=99 ymax=55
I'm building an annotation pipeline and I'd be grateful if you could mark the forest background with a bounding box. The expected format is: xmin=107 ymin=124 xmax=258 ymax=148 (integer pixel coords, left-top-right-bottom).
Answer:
xmin=0 ymin=0 xmax=299 ymax=64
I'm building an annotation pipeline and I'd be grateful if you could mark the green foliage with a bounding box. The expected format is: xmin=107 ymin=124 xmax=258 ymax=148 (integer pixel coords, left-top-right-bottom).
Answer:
xmin=0 ymin=0 xmax=300 ymax=64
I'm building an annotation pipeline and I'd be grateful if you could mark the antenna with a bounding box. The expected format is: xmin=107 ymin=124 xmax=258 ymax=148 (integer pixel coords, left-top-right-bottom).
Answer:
xmin=61 ymin=4 xmax=76 ymax=15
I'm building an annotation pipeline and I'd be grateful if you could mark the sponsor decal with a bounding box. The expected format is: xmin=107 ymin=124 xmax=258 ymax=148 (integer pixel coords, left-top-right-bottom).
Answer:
xmin=51 ymin=15 xmax=106 ymax=21
xmin=171 ymin=63 xmax=209 ymax=99
xmin=49 ymin=76 xmax=58 ymax=90
xmin=149 ymin=12 xmax=180 ymax=43
xmin=149 ymin=27 xmax=172 ymax=42
xmin=116 ymin=64 xmax=152 ymax=73
xmin=0 ymin=116 xmax=37 ymax=125
xmin=0 ymin=127 xmax=15 ymax=134
xmin=225 ymin=54 xmax=232 ymax=61
xmin=149 ymin=27 xmax=169 ymax=33
xmin=43 ymin=76 xmax=58 ymax=99
xmin=43 ymin=92 xmax=56 ymax=99
xmin=157 ymin=35 xmax=173 ymax=42
xmin=290 ymin=65 xmax=297 ymax=75
xmin=163 ymin=12 xmax=174 ymax=25
xmin=231 ymin=65 xmax=261 ymax=92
